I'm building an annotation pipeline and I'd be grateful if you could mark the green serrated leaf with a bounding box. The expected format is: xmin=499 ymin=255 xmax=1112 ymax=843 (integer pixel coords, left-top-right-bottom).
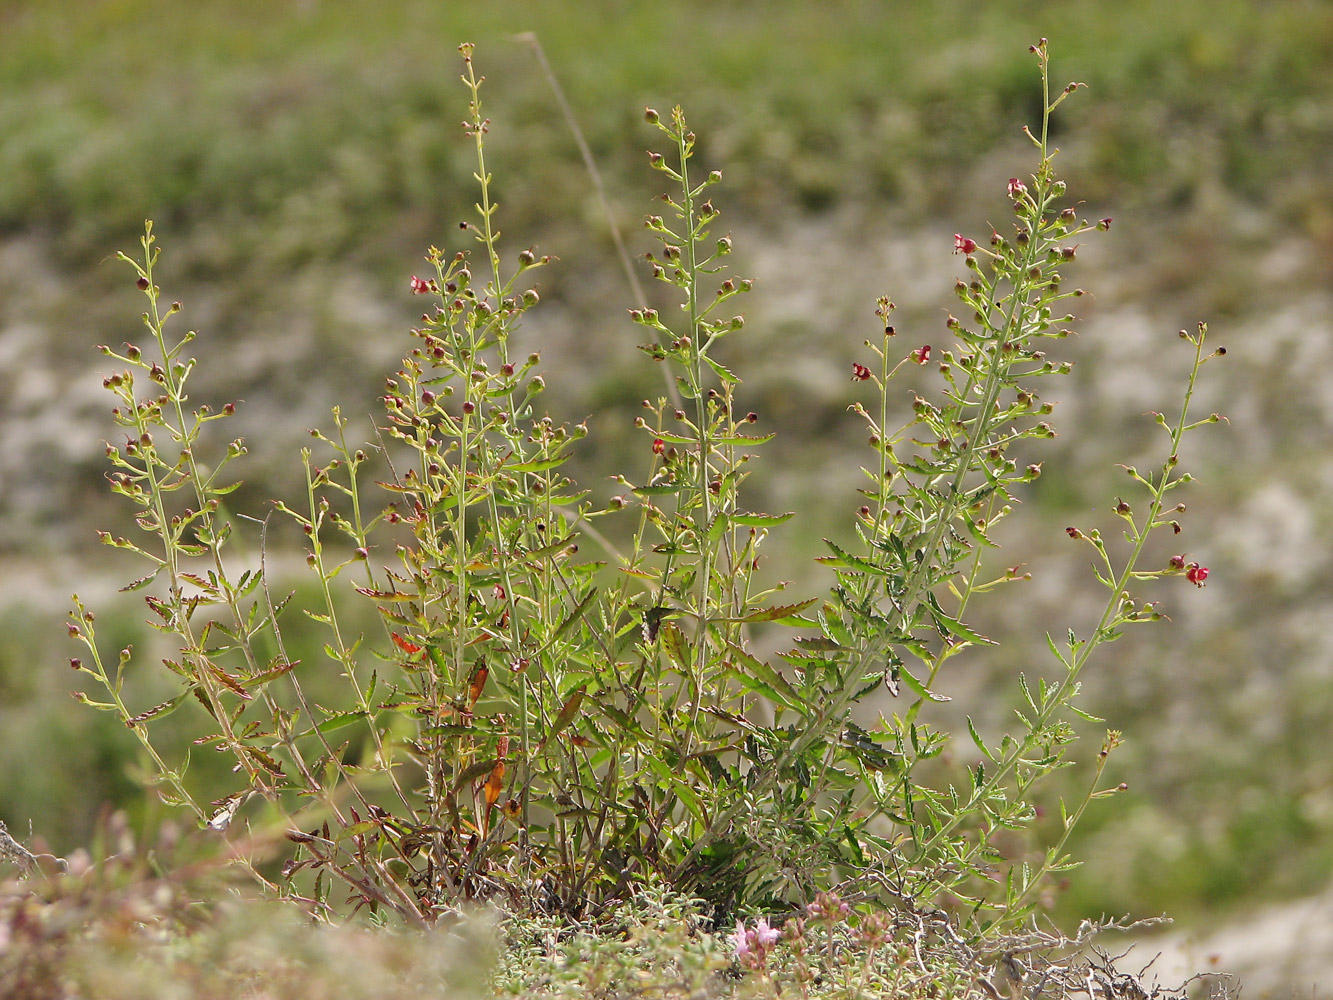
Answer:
xmin=126 ymin=688 xmax=195 ymax=725
xmin=632 ymin=483 xmax=686 ymax=496
xmin=723 ymin=642 xmax=803 ymax=714
xmin=713 ymin=431 xmax=776 ymax=446
xmin=739 ymin=598 xmax=817 ymax=623
xmin=792 ymin=635 xmax=844 ymax=652
xmin=706 ymin=512 xmax=727 ymax=544
xmin=659 ymin=622 xmax=690 ymax=671
xmin=962 ymin=515 xmax=999 ymax=548
xmin=967 ymin=716 xmax=995 ymax=761
xmin=119 ymin=569 xmax=163 ymax=593
xmin=925 ymin=592 xmax=995 ymax=645
xmin=454 ymin=758 xmax=498 ymax=787
xmin=648 ymin=430 xmax=698 ymax=445
xmin=731 ymin=511 xmax=795 ymax=527
xmin=546 ymin=685 xmax=586 ymax=742
xmin=70 ymin=692 xmax=120 ymax=712
xmin=816 ymin=538 xmax=887 ymax=575
xmin=420 ymin=723 xmax=476 ymax=738
xmin=817 ymin=605 xmax=855 ymax=648
xmin=1044 ymin=632 xmax=1070 ymax=667
xmin=335 ymin=821 xmax=378 ymax=841
xmin=900 ymin=668 xmax=950 ymax=703
xmin=548 ymin=588 xmax=597 ymax=647
xmin=1017 ymin=674 xmax=1036 ymax=711
xmin=1068 ymin=705 xmax=1104 ymax=723
xmin=316 ymin=710 xmax=368 ymax=734
xmin=701 ymin=353 xmax=740 ymax=384
xmin=353 ymin=588 xmax=417 ymax=602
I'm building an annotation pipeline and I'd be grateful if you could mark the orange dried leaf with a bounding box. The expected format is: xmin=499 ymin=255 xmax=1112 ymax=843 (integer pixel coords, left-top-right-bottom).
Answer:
xmin=468 ymin=663 xmax=489 ymax=708
xmin=483 ymin=761 xmax=505 ymax=806
xmin=391 ymin=632 xmax=423 ymax=654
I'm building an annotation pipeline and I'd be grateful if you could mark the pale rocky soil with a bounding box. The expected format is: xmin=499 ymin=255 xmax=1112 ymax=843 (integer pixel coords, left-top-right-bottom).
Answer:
xmin=1135 ymin=883 xmax=1333 ymax=996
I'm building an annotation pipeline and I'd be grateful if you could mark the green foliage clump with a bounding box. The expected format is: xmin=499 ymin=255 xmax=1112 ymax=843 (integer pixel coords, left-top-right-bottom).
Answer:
xmin=40 ymin=42 xmax=1226 ymax=992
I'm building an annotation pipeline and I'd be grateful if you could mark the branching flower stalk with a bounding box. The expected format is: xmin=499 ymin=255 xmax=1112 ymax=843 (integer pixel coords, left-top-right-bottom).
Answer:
xmin=935 ymin=324 xmax=1223 ymax=926
xmin=670 ymin=38 xmax=1086 ymax=885
xmin=74 ymin=230 xmax=423 ymax=915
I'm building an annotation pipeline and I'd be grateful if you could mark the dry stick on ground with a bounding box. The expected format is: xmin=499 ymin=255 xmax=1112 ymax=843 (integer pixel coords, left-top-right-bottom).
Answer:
xmin=0 ymin=819 xmax=64 ymax=877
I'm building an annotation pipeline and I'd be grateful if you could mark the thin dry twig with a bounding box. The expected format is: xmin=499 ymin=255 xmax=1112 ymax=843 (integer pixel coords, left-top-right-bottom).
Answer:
xmin=0 ymin=819 xmax=64 ymax=878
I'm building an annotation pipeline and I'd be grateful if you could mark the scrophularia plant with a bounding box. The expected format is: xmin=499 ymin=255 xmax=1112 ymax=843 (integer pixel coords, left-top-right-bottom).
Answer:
xmin=65 ymin=38 xmax=1222 ymax=944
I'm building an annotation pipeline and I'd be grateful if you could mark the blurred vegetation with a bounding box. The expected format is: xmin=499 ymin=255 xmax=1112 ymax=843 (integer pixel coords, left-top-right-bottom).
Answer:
xmin=2 ymin=0 xmax=1332 ymax=271
xmin=2 ymin=0 xmax=1332 ymax=962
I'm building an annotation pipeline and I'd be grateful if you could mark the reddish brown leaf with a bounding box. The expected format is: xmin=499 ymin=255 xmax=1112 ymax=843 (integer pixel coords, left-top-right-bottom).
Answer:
xmin=467 ymin=662 xmax=489 ymax=709
xmin=391 ymin=632 xmax=423 ymax=654
xmin=483 ymin=760 xmax=505 ymax=807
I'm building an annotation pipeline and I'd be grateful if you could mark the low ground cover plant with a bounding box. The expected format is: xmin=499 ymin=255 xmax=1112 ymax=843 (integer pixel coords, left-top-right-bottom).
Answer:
xmin=4 ymin=39 xmax=1226 ymax=997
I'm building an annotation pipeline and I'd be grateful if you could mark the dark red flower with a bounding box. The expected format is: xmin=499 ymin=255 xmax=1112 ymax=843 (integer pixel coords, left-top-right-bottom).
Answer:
xmin=851 ymin=363 xmax=872 ymax=381
xmin=954 ymin=234 xmax=977 ymax=255
xmin=410 ymin=275 xmax=431 ymax=294
xmin=1186 ymin=563 xmax=1209 ymax=587
xmin=912 ymin=345 xmax=931 ymax=365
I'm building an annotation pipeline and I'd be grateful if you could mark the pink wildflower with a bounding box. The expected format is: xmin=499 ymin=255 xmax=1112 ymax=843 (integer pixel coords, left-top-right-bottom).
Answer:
xmin=410 ymin=275 xmax=432 ymax=294
xmin=1186 ymin=563 xmax=1209 ymax=587
xmin=730 ymin=920 xmax=752 ymax=962
xmin=1008 ymin=177 xmax=1027 ymax=198
xmin=954 ymin=234 xmax=977 ymax=255
xmin=730 ymin=917 xmax=781 ymax=971
xmin=911 ymin=344 xmax=931 ymax=365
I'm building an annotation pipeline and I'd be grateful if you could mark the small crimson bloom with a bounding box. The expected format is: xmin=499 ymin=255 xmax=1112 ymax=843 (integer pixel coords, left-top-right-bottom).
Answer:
xmin=912 ymin=344 xmax=931 ymax=365
xmin=1008 ymin=177 xmax=1027 ymax=197
xmin=851 ymin=362 xmax=872 ymax=381
xmin=410 ymin=275 xmax=431 ymax=294
xmin=1186 ymin=563 xmax=1209 ymax=587
xmin=954 ymin=234 xmax=977 ymax=254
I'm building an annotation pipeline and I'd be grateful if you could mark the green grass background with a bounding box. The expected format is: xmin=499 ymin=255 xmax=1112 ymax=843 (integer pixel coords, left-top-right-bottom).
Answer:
xmin=2 ymin=0 xmax=1333 ymax=944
